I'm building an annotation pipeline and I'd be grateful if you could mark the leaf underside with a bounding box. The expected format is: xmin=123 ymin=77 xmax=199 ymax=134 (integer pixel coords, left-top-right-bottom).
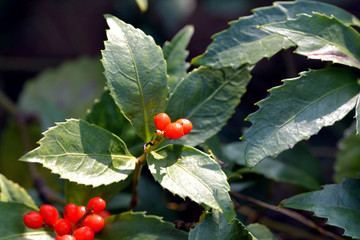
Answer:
xmin=262 ymin=13 xmax=360 ymax=69
xmin=97 ymin=211 xmax=188 ymax=239
xmin=282 ymin=178 xmax=360 ymax=238
xmin=242 ymin=68 xmax=359 ymax=167
xmin=166 ymin=66 xmax=251 ymax=147
xmin=192 ymin=0 xmax=360 ymax=68
xmin=147 ymin=144 xmax=235 ymax=222
xmin=20 ymin=119 xmax=136 ymax=187
xmin=102 ymin=14 xmax=168 ymax=142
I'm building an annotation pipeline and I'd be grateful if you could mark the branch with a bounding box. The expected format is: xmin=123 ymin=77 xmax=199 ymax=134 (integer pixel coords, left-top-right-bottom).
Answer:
xmin=230 ymin=191 xmax=344 ymax=240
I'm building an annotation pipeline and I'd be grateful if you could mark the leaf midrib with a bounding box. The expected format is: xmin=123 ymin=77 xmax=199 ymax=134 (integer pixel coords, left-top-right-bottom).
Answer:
xmin=256 ymin=80 xmax=357 ymax=152
xmin=29 ymin=153 xmax=135 ymax=159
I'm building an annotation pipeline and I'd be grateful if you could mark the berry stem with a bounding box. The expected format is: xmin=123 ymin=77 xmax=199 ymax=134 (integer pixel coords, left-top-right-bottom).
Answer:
xmin=130 ymin=134 xmax=164 ymax=209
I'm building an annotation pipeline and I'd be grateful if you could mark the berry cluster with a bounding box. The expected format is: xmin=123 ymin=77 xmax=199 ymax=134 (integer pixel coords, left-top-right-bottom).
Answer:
xmin=154 ymin=113 xmax=193 ymax=139
xmin=23 ymin=197 xmax=109 ymax=240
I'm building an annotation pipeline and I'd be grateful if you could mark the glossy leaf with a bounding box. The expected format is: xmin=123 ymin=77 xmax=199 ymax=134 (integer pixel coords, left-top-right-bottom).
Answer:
xmin=136 ymin=0 xmax=148 ymax=12
xmin=147 ymin=144 xmax=235 ymax=222
xmin=166 ymin=66 xmax=251 ymax=146
xmin=97 ymin=211 xmax=188 ymax=239
xmin=282 ymin=178 xmax=360 ymax=238
xmin=188 ymin=210 xmax=255 ymax=240
xmin=0 ymin=174 xmax=37 ymax=209
xmin=247 ymin=223 xmax=279 ymax=240
xmin=0 ymin=202 xmax=53 ymax=239
xmin=18 ymin=57 xmax=105 ymax=130
xmin=102 ymin=15 xmax=168 ymax=142
xmin=86 ymin=90 xmax=143 ymax=156
xmin=192 ymin=0 xmax=360 ymax=68
xmin=20 ymin=119 xmax=136 ymax=187
xmin=162 ymin=25 xmax=194 ymax=93
xmin=334 ymin=132 xmax=360 ymax=183
xmin=242 ymin=68 xmax=359 ymax=167
xmin=262 ymin=13 xmax=360 ymax=69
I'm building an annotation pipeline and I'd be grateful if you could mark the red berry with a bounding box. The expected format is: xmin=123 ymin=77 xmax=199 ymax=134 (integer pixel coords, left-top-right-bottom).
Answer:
xmin=164 ymin=122 xmax=184 ymax=139
xmin=23 ymin=212 xmax=43 ymax=229
xmin=175 ymin=118 xmax=193 ymax=135
xmin=154 ymin=113 xmax=171 ymax=131
xmin=39 ymin=204 xmax=59 ymax=226
xmin=56 ymin=235 xmax=76 ymax=240
xmin=97 ymin=210 xmax=111 ymax=218
xmin=78 ymin=205 xmax=87 ymax=219
xmin=54 ymin=218 xmax=73 ymax=236
xmin=84 ymin=214 xmax=105 ymax=232
xmin=87 ymin=197 xmax=106 ymax=213
xmin=63 ymin=203 xmax=82 ymax=223
xmin=74 ymin=226 xmax=95 ymax=240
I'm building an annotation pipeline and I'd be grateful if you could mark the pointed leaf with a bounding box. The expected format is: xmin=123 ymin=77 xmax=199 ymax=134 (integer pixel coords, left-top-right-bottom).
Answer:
xmin=247 ymin=223 xmax=279 ymax=240
xmin=19 ymin=57 xmax=105 ymax=130
xmin=282 ymin=178 xmax=360 ymax=239
xmin=334 ymin=132 xmax=360 ymax=183
xmin=86 ymin=90 xmax=143 ymax=156
xmin=166 ymin=66 xmax=251 ymax=146
xmin=162 ymin=25 xmax=194 ymax=93
xmin=189 ymin=210 xmax=256 ymax=240
xmin=0 ymin=202 xmax=53 ymax=239
xmin=192 ymin=1 xmax=360 ymax=68
xmin=96 ymin=211 xmax=188 ymax=239
xmin=0 ymin=174 xmax=37 ymax=209
xmin=102 ymin=15 xmax=168 ymax=142
xmin=243 ymin=68 xmax=359 ymax=167
xmin=262 ymin=13 xmax=360 ymax=69
xmin=20 ymin=119 xmax=136 ymax=187
xmin=147 ymin=144 xmax=235 ymax=222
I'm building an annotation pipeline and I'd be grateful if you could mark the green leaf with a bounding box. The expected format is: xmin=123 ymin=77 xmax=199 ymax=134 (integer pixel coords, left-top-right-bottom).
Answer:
xmin=0 ymin=202 xmax=54 ymax=239
xmin=334 ymin=132 xmax=360 ymax=183
xmin=65 ymin=175 xmax=132 ymax=205
xmin=162 ymin=25 xmax=194 ymax=94
xmin=20 ymin=119 xmax=136 ymax=187
xmin=242 ymin=68 xmax=359 ymax=167
xmin=102 ymin=15 xmax=168 ymax=142
xmin=0 ymin=174 xmax=37 ymax=209
xmin=356 ymin=95 xmax=360 ymax=135
xmin=282 ymin=178 xmax=360 ymax=239
xmin=247 ymin=223 xmax=279 ymax=240
xmin=188 ymin=210 xmax=256 ymax=240
xmin=166 ymin=66 xmax=251 ymax=147
xmin=192 ymin=0 xmax=360 ymax=68
xmin=18 ymin=57 xmax=105 ymax=130
xmin=96 ymin=211 xmax=188 ymax=239
xmin=86 ymin=90 xmax=143 ymax=156
xmin=147 ymin=144 xmax=235 ymax=222
xmin=135 ymin=0 xmax=148 ymax=12
xmin=239 ymin=158 xmax=321 ymax=190
xmin=262 ymin=13 xmax=360 ymax=69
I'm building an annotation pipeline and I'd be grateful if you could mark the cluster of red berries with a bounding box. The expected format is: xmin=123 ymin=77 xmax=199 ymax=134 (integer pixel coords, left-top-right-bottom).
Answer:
xmin=154 ymin=113 xmax=193 ymax=139
xmin=23 ymin=197 xmax=109 ymax=240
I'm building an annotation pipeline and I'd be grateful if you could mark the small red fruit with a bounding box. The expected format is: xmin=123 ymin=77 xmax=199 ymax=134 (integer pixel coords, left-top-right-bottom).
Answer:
xmin=97 ymin=210 xmax=111 ymax=218
xmin=87 ymin=197 xmax=106 ymax=213
xmin=56 ymin=235 xmax=76 ymax=240
xmin=78 ymin=205 xmax=87 ymax=219
xmin=39 ymin=204 xmax=59 ymax=226
xmin=84 ymin=214 xmax=105 ymax=232
xmin=23 ymin=211 xmax=43 ymax=229
xmin=74 ymin=226 xmax=95 ymax=240
xmin=164 ymin=122 xmax=184 ymax=139
xmin=154 ymin=113 xmax=171 ymax=131
xmin=63 ymin=203 xmax=81 ymax=223
xmin=175 ymin=118 xmax=193 ymax=135
xmin=54 ymin=218 xmax=73 ymax=236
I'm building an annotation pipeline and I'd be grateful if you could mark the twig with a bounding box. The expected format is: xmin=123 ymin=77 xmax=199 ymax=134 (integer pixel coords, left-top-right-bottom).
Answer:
xmin=230 ymin=191 xmax=344 ymax=240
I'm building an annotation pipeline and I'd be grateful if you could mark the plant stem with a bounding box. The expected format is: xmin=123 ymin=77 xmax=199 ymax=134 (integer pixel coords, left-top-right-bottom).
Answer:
xmin=129 ymin=135 xmax=164 ymax=209
xmin=230 ymin=191 xmax=345 ymax=240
